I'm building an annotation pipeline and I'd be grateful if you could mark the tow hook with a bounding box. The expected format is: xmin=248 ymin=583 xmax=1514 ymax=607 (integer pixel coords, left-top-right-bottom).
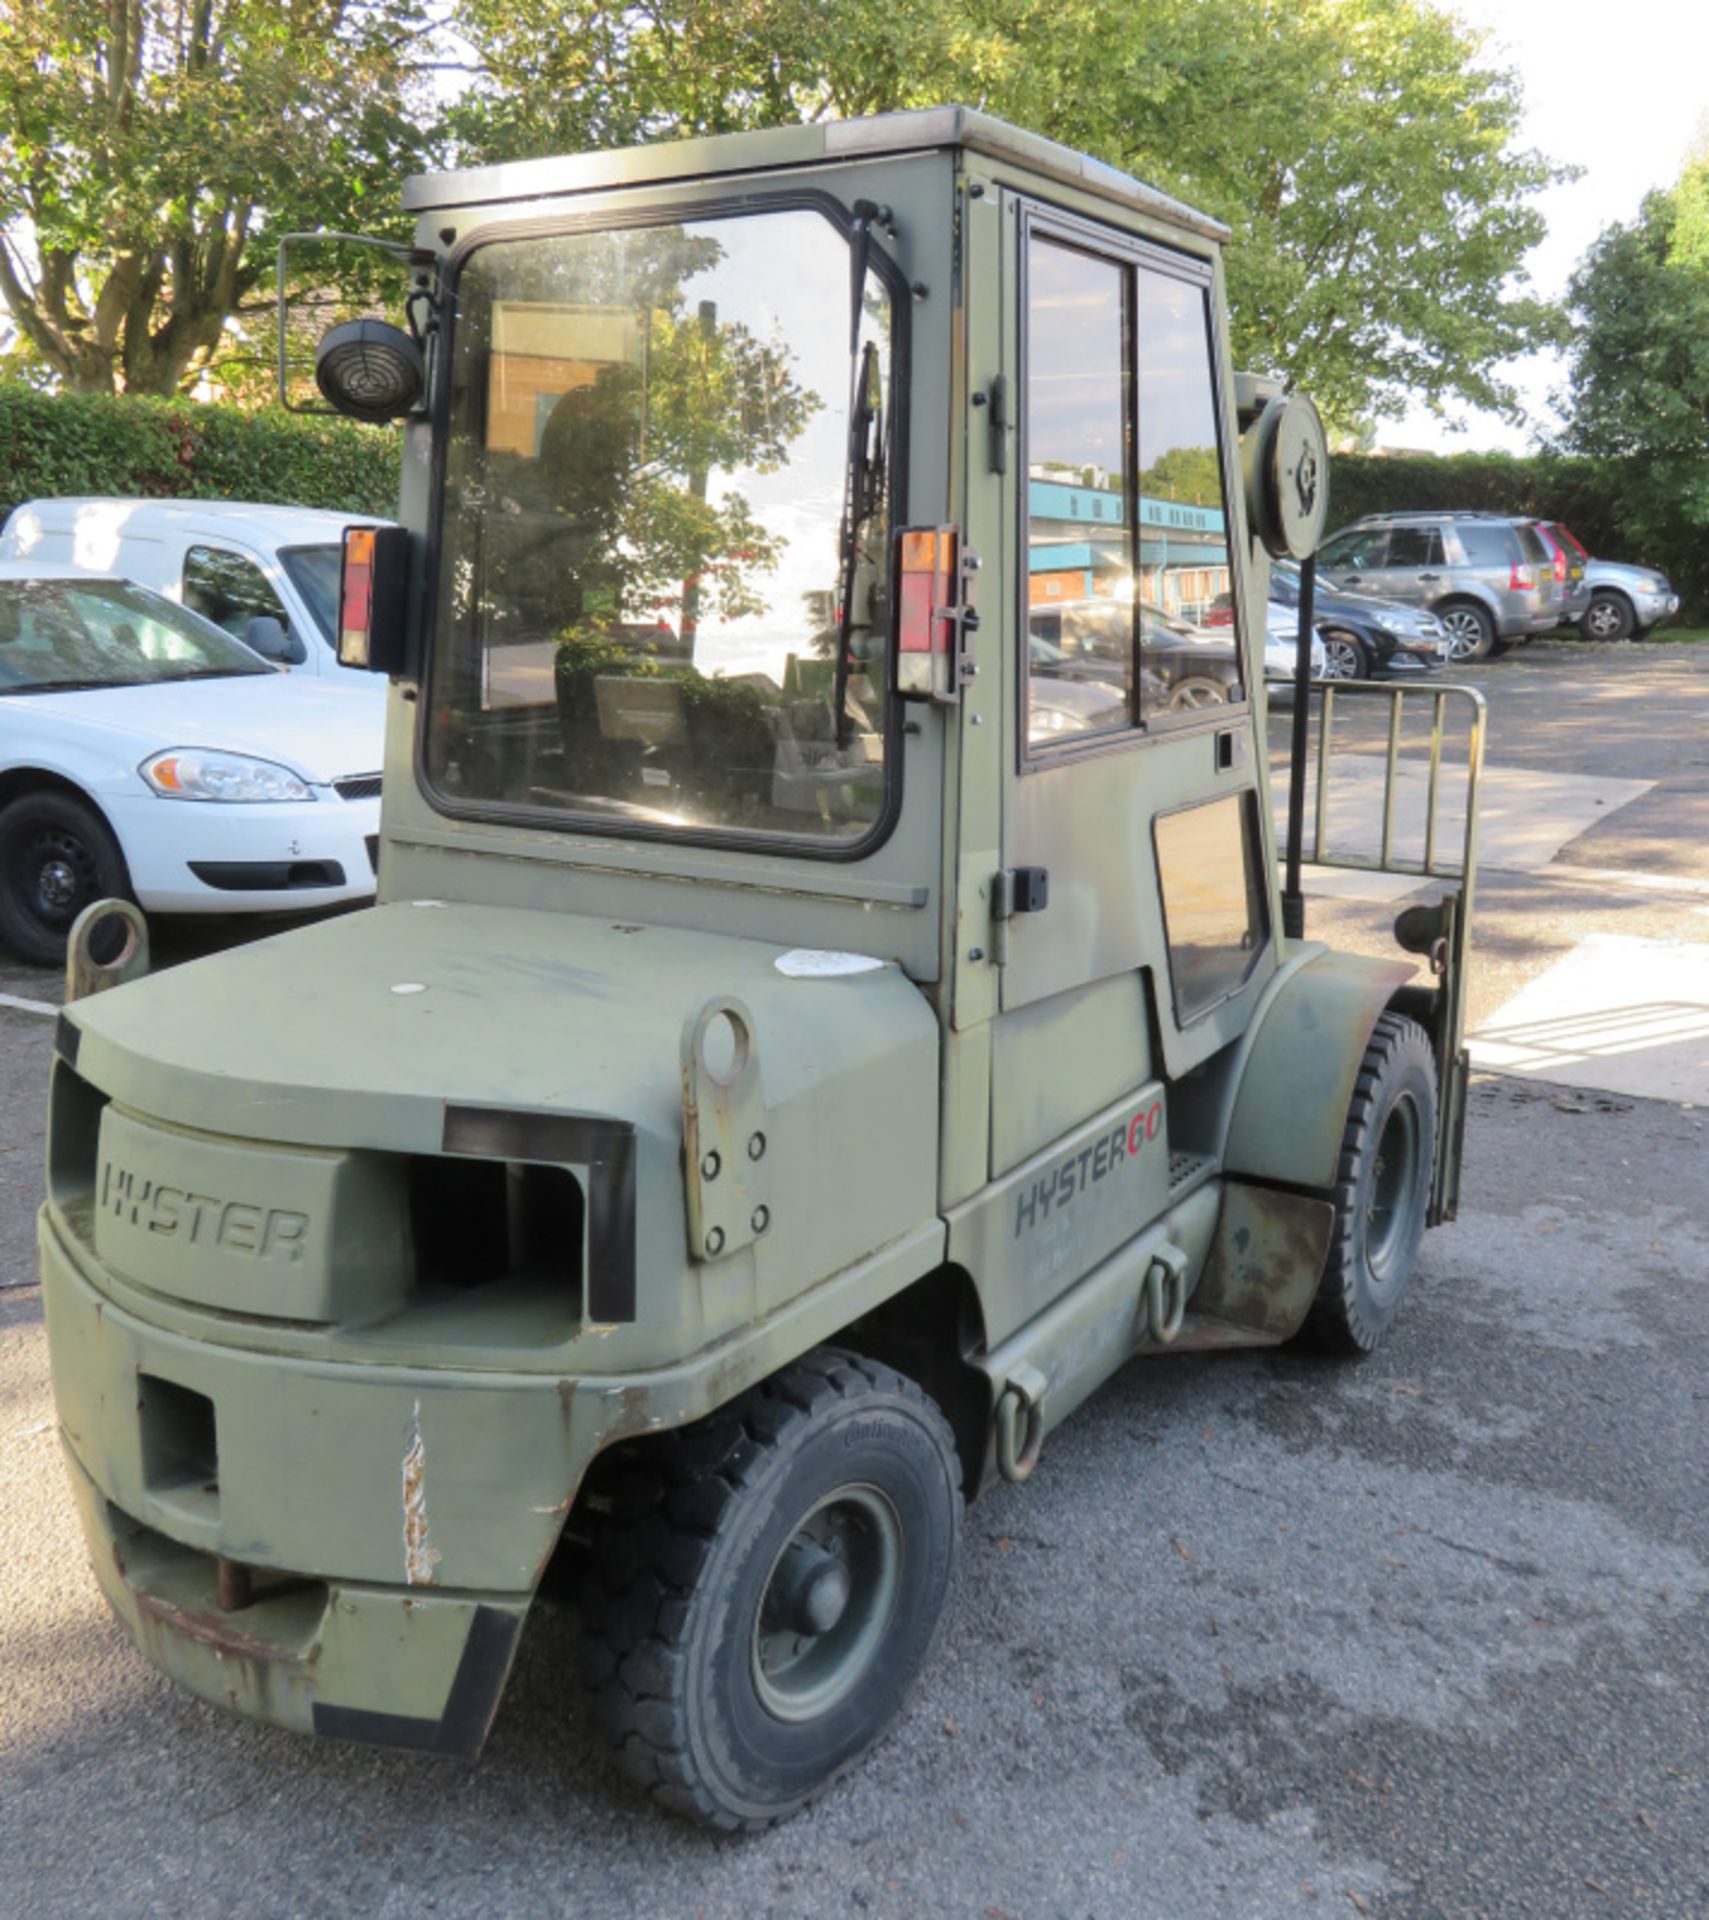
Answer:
xmin=65 ymin=898 xmax=150 ymax=1003
xmin=994 ymin=1362 xmax=1047 ymax=1485
xmin=1145 ymin=1244 xmax=1188 ymax=1345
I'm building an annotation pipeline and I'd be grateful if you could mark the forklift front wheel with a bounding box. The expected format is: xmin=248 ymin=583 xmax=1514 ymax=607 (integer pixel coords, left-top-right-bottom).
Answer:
xmin=577 ymin=1347 xmax=962 ymax=1831
xmin=1305 ymin=1011 xmax=1438 ymax=1355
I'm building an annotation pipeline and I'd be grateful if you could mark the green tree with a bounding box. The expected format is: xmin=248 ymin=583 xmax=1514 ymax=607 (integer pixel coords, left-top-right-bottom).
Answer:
xmin=0 ymin=0 xmax=428 ymax=396
xmin=447 ymin=0 xmax=1566 ymax=430
xmin=1558 ymin=159 xmax=1709 ymax=614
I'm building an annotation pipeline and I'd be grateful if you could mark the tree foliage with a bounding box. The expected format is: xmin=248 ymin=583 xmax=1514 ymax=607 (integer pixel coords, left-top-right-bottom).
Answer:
xmin=1555 ymin=159 xmax=1709 ymax=618
xmin=0 ymin=0 xmax=426 ymax=396
xmin=0 ymin=378 xmax=400 ymax=519
xmin=1 ymin=0 xmax=1566 ymax=430
xmin=447 ymin=0 xmax=1566 ymax=430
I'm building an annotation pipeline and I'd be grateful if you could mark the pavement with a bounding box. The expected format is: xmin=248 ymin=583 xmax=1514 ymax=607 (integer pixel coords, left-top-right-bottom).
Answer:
xmin=3 ymin=638 xmax=1709 ymax=1918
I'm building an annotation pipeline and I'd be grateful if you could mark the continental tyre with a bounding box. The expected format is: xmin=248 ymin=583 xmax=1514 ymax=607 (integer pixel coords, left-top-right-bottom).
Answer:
xmin=1318 ymin=630 xmax=1368 ymax=680
xmin=577 ymin=1348 xmax=962 ymax=1831
xmin=1305 ymin=1011 xmax=1437 ymax=1356
xmin=0 ymin=790 xmax=132 ymax=967
xmin=1584 ymin=591 xmax=1634 ymax=642
xmin=1438 ymin=601 xmax=1496 ymax=662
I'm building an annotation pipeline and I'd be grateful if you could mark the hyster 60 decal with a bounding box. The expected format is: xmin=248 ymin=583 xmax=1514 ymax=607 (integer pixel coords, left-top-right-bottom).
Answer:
xmin=1014 ymin=1098 xmax=1163 ymax=1237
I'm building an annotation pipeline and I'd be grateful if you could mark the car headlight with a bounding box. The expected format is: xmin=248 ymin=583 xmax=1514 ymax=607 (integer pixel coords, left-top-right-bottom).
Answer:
xmin=141 ymin=750 xmax=316 ymax=803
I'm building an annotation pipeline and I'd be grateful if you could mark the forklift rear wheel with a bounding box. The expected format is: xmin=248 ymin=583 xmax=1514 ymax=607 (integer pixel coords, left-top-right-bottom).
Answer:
xmin=1306 ymin=1011 xmax=1437 ymax=1355
xmin=576 ymin=1347 xmax=962 ymax=1831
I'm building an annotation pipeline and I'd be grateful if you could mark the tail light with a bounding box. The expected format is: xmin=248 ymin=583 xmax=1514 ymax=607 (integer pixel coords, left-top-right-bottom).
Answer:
xmin=1509 ymin=562 xmax=1536 ymax=591
xmin=896 ymin=525 xmax=967 ymax=702
xmin=337 ymin=525 xmax=412 ymax=674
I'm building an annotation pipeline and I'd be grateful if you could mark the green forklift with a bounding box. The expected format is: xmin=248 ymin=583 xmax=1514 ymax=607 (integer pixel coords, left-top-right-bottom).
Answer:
xmin=42 ymin=107 xmax=1483 ymax=1830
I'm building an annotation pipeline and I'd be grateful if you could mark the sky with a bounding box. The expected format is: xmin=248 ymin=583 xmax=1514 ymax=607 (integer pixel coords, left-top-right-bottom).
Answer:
xmin=1386 ymin=0 xmax=1709 ymax=453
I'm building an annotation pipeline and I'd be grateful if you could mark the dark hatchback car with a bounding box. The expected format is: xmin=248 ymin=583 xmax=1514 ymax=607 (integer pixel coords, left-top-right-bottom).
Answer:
xmin=1265 ymin=559 xmax=1447 ymax=681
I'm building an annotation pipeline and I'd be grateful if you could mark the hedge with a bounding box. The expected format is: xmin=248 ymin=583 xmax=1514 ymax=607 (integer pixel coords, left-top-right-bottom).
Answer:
xmin=1328 ymin=450 xmax=1706 ymax=622
xmin=5 ymin=387 xmax=1698 ymax=621
xmin=0 ymin=382 xmax=401 ymax=525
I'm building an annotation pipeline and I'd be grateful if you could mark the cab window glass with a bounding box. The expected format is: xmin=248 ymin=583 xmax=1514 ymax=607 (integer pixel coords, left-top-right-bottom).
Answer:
xmin=183 ymin=546 xmax=289 ymax=639
xmin=425 ymin=208 xmax=895 ymax=848
xmin=1133 ymin=265 xmax=1242 ymax=723
xmin=1154 ymin=791 xmax=1269 ymax=1022
xmin=1025 ymin=237 xmax=1135 ymax=749
xmin=1386 ymin=526 xmax=1444 ymax=567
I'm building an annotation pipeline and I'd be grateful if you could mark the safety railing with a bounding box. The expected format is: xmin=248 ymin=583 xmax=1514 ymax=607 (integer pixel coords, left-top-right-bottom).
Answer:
xmin=1289 ymin=679 xmax=1487 ymax=1225
xmin=1306 ymin=680 xmax=1486 ymax=884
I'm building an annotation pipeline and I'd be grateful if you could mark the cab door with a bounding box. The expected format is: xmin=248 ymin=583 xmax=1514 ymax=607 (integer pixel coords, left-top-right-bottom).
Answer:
xmin=989 ymin=195 xmax=1278 ymax=1175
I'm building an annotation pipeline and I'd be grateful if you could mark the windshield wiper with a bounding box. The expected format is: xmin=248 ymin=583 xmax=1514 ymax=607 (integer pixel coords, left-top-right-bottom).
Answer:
xmin=833 ymin=199 xmax=891 ymax=750
xmin=1 ymin=677 xmax=117 ymax=696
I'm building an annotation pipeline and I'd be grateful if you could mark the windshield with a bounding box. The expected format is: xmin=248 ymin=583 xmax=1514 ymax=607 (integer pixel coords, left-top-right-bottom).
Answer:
xmin=278 ymin=544 xmax=343 ymax=642
xmin=0 ymin=578 xmax=271 ymax=694
xmin=425 ymin=207 xmax=896 ymax=847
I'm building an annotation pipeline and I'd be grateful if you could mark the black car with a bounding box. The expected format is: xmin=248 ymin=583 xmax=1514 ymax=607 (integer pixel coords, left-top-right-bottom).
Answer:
xmin=1267 ymin=560 xmax=1448 ymax=681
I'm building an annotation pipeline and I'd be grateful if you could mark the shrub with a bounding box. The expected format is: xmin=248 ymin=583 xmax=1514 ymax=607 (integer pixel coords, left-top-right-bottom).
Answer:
xmin=0 ymin=382 xmax=401 ymax=523
xmin=1327 ymin=450 xmax=1705 ymax=620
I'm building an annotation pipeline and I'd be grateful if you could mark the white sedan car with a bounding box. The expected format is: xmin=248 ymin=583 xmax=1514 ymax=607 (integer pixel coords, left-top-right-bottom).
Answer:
xmin=0 ymin=562 xmax=384 ymax=965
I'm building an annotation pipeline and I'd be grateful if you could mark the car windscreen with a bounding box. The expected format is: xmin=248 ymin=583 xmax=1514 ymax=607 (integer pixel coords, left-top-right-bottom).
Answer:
xmin=423 ymin=206 xmax=897 ymax=852
xmin=1515 ymin=524 xmax=1550 ymax=566
xmin=278 ymin=543 xmax=343 ymax=641
xmin=0 ymin=578 xmax=272 ymax=693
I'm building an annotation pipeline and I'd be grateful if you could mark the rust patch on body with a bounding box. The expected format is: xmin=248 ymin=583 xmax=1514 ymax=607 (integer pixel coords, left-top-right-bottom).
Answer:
xmin=402 ymin=1400 xmax=441 ymax=1586
xmin=1189 ymin=1182 xmax=1336 ymax=1341
xmin=133 ymin=1588 xmax=298 ymax=1664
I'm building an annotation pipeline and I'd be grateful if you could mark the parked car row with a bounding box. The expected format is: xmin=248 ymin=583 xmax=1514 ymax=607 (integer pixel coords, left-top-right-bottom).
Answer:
xmin=0 ymin=489 xmax=1682 ymax=965
xmin=1313 ymin=510 xmax=1679 ymax=661
xmin=0 ymin=497 xmax=389 ymax=966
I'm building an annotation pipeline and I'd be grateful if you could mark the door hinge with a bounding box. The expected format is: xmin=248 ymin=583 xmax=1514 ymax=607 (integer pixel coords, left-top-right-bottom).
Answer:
xmin=990 ymin=866 xmax=1049 ymax=964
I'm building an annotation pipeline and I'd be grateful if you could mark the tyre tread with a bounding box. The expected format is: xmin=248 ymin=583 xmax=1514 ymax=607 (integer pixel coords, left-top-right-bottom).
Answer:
xmin=1305 ymin=1010 xmax=1437 ymax=1356
xmin=576 ymin=1346 xmax=954 ymax=1832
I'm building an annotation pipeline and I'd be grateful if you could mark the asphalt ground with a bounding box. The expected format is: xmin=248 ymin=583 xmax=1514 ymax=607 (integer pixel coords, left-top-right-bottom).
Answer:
xmin=3 ymin=637 xmax=1708 ymax=1918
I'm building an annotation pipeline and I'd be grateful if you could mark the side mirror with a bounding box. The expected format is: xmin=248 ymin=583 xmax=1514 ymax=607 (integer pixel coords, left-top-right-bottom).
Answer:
xmin=244 ymin=614 xmax=305 ymax=666
xmin=315 ymin=319 xmax=425 ymax=424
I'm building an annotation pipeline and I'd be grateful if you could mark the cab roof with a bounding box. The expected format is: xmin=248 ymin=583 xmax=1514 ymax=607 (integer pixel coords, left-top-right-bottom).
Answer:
xmin=402 ymin=105 xmax=1230 ymax=243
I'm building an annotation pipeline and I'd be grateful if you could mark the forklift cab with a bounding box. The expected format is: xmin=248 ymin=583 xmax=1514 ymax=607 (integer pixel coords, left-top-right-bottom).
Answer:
xmin=46 ymin=108 xmax=1481 ymax=1833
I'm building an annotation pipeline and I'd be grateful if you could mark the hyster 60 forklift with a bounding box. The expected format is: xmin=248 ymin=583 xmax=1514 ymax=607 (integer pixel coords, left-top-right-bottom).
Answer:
xmin=42 ymin=109 xmax=1484 ymax=1830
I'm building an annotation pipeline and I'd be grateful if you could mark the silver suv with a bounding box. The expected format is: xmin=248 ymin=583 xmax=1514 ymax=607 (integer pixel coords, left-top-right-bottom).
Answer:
xmin=1315 ymin=511 xmax=1566 ymax=662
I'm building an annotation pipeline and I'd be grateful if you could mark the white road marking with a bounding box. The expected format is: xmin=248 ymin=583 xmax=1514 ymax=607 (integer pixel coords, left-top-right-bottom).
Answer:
xmin=0 ymin=991 xmax=57 ymax=1019
xmin=1471 ymin=932 xmax=1709 ymax=1103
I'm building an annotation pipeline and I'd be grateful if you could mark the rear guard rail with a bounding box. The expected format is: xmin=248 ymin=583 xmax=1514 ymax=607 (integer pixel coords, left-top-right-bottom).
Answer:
xmin=1289 ymin=680 xmax=1486 ymax=1224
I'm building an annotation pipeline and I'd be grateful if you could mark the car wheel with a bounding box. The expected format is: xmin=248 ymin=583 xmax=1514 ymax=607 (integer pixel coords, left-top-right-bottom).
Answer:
xmin=1166 ymin=674 xmax=1233 ymax=711
xmin=1305 ymin=1011 xmax=1438 ymax=1356
xmin=1584 ymin=592 xmax=1634 ymax=642
xmin=1318 ymin=630 xmax=1368 ymax=680
xmin=1438 ymin=602 xmax=1496 ymax=663
xmin=577 ymin=1348 xmax=962 ymax=1831
xmin=0 ymin=790 xmax=133 ymax=967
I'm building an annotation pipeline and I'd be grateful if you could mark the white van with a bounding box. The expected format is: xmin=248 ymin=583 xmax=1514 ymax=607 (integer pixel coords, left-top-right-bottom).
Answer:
xmin=0 ymin=498 xmax=395 ymax=686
